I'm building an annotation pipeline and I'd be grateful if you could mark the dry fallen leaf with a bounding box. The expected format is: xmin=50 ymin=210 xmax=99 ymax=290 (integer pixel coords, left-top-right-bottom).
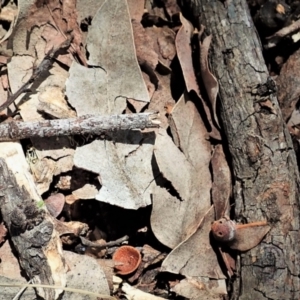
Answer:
xmin=127 ymin=0 xmax=145 ymax=22
xmin=176 ymin=14 xmax=199 ymax=95
xmin=199 ymin=32 xmax=220 ymax=128
xmin=132 ymin=20 xmax=159 ymax=89
xmin=72 ymin=184 xmax=98 ymax=200
xmin=83 ymin=0 xmax=150 ymax=114
xmin=151 ymin=92 xmax=211 ymax=249
xmin=161 ymin=207 xmax=225 ymax=279
xmin=74 ymin=131 xmax=155 ymax=209
xmin=145 ymin=26 xmax=176 ymax=70
xmin=63 ymin=251 xmax=110 ymax=300
xmin=175 ymin=15 xmax=220 ymax=140
xmin=211 ymin=144 xmax=232 ymax=219
xmin=172 ymin=277 xmax=227 ymax=300
xmin=26 ymin=0 xmax=85 ymax=65
xmin=7 ymin=3 xmax=75 ymax=193
xmin=276 ymin=47 xmax=300 ymax=121
xmin=44 ymin=193 xmax=65 ymax=218
xmin=147 ymin=73 xmax=176 ymax=128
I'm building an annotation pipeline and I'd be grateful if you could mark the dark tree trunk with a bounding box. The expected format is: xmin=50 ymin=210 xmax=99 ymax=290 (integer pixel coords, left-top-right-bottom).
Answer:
xmin=183 ymin=0 xmax=300 ymax=299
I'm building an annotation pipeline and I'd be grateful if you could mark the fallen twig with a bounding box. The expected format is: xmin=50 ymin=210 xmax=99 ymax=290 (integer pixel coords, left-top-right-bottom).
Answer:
xmin=265 ymin=18 xmax=300 ymax=48
xmin=79 ymin=235 xmax=129 ymax=249
xmin=0 ymin=283 xmax=116 ymax=300
xmin=0 ymin=112 xmax=160 ymax=141
xmin=1 ymin=42 xmax=70 ymax=113
xmin=12 ymin=279 xmax=33 ymax=300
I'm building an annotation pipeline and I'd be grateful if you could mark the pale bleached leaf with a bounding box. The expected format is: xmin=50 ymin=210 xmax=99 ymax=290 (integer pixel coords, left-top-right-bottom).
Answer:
xmin=66 ymin=62 xmax=108 ymax=116
xmin=153 ymin=129 xmax=191 ymax=202
xmin=85 ymin=0 xmax=149 ymax=114
xmin=74 ymin=131 xmax=155 ymax=209
xmin=63 ymin=251 xmax=110 ymax=300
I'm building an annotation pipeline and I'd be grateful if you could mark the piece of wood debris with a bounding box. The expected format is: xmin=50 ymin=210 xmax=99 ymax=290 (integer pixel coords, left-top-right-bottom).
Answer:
xmin=0 ymin=158 xmax=66 ymax=300
xmin=0 ymin=113 xmax=160 ymax=141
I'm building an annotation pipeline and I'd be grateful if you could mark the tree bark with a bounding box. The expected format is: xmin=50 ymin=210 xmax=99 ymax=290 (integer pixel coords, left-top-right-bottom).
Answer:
xmin=183 ymin=0 xmax=300 ymax=299
xmin=0 ymin=158 xmax=66 ymax=299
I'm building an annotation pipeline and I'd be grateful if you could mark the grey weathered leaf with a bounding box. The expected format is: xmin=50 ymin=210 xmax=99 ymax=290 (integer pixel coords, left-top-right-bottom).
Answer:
xmin=74 ymin=131 xmax=155 ymax=209
xmin=83 ymin=0 xmax=150 ymax=114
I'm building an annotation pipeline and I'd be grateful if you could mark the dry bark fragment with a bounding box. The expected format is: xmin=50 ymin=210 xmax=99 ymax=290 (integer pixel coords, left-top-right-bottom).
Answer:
xmin=184 ymin=0 xmax=300 ymax=299
xmin=0 ymin=158 xmax=66 ymax=299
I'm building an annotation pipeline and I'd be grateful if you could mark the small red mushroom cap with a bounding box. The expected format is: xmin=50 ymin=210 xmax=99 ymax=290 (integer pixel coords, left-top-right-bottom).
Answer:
xmin=112 ymin=246 xmax=141 ymax=275
xmin=211 ymin=218 xmax=236 ymax=242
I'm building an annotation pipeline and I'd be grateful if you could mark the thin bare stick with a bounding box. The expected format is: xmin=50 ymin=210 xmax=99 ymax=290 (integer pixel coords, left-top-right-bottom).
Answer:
xmin=0 ymin=112 xmax=160 ymax=141
xmin=80 ymin=235 xmax=129 ymax=249
xmin=12 ymin=279 xmax=33 ymax=300
xmin=45 ymin=4 xmax=87 ymax=66
xmin=265 ymin=18 xmax=300 ymax=48
xmin=0 ymin=283 xmax=116 ymax=300
xmin=1 ymin=43 xmax=70 ymax=113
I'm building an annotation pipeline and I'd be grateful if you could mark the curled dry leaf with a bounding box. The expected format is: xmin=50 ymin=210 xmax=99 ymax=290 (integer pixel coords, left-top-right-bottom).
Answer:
xmin=44 ymin=193 xmax=65 ymax=218
xmin=53 ymin=219 xmax=89 ymax=238
xmin=151 ymin=93 xmax=212 ymax=251
xmin=131 ymin=19 xmax=159 ymax=100
xmin=147 ymin=73 xmax=176 ymax=129
xmin=211 ymin=217 xmax=271 ymax=251
xmin=0 ymin=2 xmax=17 ymax=44
xmin=199 ymin=32 xmax=220 ymax=128
xmin=211 ymin=144 xmax=232 ymax=219
xmin=176 ymin=14 xmax=199 ymax=95
xmin=276 ymin=47 xmax=300 ymax=121
xmin=145 ymin=26 xmax=176 ymax=70
xmin=161 ymin=207 xmax=225 ymax=280
xmin=175 ymin=15 xmax=220 ymax=140
xmin=0 ymin=223 xmax=7 ymax=244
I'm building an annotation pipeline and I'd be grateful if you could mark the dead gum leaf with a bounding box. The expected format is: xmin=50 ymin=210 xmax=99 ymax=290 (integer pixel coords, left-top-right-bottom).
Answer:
xmin=199 ymin=33 xmax=220 ymax=128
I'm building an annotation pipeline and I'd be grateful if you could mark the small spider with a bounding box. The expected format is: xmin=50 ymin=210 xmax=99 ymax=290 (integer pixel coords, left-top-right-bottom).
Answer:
xmin=247 ymin=77 xmax=277 ymax=102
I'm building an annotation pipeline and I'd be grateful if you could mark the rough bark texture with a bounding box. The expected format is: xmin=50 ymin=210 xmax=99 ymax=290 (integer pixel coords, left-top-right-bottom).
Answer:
xmin=183 ymin=0 xmax=300 ymax=299
xmin=0 ymin=159 xmax=66 ymax=299
xmin=0 ymin=112 xmax=159 ymax=141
